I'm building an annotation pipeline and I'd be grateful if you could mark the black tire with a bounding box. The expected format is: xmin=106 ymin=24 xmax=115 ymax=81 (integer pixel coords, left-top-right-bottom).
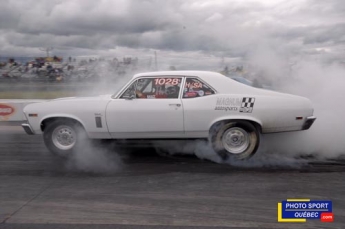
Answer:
xmin=210 ymin=121 xmax=260 ymax=160
xmin=43 ymin=119 xmax=87 ymax=158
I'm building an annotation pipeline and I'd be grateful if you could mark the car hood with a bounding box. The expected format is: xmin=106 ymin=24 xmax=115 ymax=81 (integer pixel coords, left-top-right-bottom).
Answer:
xmin=48 ymin=94 xmax=112 ymax=102
xmin=23 ymin=94 xmax=113 ymax=115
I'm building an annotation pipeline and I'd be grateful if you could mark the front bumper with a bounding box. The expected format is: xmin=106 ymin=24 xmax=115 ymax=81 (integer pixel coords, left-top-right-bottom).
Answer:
xmin=302 ymin=116 xmax=316 ymax=130
xmin=22 ymin=123 xmax=34 ymax=135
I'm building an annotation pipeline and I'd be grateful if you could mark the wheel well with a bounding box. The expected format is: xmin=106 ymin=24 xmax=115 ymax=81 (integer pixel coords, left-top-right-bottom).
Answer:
xmin=40 ymin=117 xmax=83 ymax=132
xmin=209 ymin=119 xmax=262 ymax=134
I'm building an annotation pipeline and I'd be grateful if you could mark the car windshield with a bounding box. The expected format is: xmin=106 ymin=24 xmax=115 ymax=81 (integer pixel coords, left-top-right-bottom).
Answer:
xmin=113 ymin=80 xmax=133 ymax=97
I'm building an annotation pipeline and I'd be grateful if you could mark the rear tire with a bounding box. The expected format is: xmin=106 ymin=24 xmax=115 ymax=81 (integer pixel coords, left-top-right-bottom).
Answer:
xmin=43 ymin=119 xmax=87 ymax=158
xmin=210 ymin=121 xmax=260 ymax=160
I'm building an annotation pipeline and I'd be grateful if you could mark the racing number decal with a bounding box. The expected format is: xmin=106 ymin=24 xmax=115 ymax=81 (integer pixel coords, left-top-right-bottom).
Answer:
xmin=154 ymin=78 xmax=180 ymax=85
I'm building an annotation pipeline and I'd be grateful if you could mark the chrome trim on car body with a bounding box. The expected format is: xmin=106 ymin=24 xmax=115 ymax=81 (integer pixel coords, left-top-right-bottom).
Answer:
xmin=22 ymin=123 xmax=34 ymax=135
xmin=302 ymin=116 xmax=316 ymax=130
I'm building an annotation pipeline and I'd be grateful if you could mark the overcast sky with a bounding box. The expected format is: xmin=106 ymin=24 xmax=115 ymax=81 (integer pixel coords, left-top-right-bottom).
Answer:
xmin=0 ymin=0 xmax=344 ymax=69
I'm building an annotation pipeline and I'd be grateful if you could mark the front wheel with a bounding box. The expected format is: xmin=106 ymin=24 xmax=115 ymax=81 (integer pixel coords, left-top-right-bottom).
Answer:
xmin=43 ymin=119 xmax=87 ymax=158
xmin=210 ymin=121 xmax=260 ymax=160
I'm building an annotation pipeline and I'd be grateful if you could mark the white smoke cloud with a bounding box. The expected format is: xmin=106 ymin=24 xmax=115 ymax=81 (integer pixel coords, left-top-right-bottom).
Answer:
xmin=64 ymin=138 xmax=123 ymax=174
xmin=264 ymin=60 xmax=345 ymax=160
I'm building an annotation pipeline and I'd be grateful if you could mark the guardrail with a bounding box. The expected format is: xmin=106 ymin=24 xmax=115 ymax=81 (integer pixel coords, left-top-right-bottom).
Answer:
xmin=0 ymin=99 xmax=47 ymax=122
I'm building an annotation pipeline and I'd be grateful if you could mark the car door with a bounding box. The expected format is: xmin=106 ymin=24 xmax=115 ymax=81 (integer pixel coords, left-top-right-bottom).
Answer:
xmin=181 ymin=77 xmax=217 ymax=138
xmin=105 ymin=76 xmax=185 ymax=138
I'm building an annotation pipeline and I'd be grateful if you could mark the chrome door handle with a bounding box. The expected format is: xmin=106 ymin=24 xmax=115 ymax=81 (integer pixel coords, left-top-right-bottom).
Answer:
xmin=169 ymin=103 xmax=181 ymax=107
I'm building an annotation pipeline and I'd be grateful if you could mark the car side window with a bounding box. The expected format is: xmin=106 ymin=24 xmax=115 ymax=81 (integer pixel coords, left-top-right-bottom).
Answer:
xmin=183 ymin=78 xmax=215 ymax=98
xmin=120 ymin=81 xmax=137 ymax=99
xmin=136 ymin=77 xmax=182 ymax=99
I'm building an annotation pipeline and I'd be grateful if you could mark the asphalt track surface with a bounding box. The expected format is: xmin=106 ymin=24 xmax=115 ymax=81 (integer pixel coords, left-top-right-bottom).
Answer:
xmin=1 ymin=126 xmax=345 ymax=229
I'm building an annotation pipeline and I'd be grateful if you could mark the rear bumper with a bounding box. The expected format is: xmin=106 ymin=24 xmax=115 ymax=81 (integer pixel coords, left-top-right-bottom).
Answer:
xmin=22 ymin=123 xmax=34 ymax=135
xmin=302 ymin=116 xmax=316 ymax=130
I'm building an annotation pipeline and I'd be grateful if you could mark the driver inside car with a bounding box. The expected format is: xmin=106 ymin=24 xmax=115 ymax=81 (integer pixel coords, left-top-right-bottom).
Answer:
xmin=135 ymin=90 xmax=147 ymax=98
xmin=166 ymin=85 xmax=180 ymax=98
xmin=135 ymin=84 xmax=180 ymax=99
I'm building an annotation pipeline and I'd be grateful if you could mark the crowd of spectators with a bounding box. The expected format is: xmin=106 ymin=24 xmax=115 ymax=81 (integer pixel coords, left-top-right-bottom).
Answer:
xmin=0 ymin=56 xmax=140 ymax=83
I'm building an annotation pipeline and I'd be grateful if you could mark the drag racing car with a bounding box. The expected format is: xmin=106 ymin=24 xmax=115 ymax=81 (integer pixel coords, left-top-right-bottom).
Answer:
xmin=22 ymin=71 xmax=316 ymax=160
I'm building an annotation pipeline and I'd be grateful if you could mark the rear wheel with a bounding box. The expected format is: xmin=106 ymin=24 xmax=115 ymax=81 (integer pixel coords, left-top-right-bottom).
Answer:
xmin=210 ymin=121 xmax=260 ymax=160
xmin=43 ymin=119 xmax=87 ymax=158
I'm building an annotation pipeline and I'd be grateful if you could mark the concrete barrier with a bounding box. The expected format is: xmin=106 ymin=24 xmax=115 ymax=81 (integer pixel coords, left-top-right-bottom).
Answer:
xmin=0 ymin=99 xmax=47 ymax=122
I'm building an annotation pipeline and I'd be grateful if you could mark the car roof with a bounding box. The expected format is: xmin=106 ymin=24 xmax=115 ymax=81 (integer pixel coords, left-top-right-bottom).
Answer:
xmin=133 ymin=70 xmax=225 ymax=79
xmin=134 ymin=70 xmax=219 ymax=77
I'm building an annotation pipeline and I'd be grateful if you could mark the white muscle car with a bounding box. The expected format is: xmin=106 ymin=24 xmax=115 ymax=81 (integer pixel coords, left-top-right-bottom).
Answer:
xmin=22 ymin=71 xmax=316 ymax=160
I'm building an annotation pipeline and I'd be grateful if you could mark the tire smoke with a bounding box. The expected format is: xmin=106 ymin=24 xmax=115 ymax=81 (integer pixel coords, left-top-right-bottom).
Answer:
xmin=261 ymin=60 xmax=345 ymax=161
xmin=64 ymin=139 xmax=123 ymax=174
xmin=153 ymin=139 xmax=309 ymax=168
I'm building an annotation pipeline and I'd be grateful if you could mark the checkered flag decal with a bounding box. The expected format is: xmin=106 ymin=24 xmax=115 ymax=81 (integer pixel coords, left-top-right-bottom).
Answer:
xmin=240 ymin=97 xmax=255 ymax=113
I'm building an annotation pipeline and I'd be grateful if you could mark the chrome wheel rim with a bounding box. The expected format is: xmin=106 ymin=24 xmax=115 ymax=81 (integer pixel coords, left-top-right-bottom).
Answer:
xmin=52 ymin=125 xmax=77 ymax=150
xmin=222 ymin=127 xmax=249 ymax=154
